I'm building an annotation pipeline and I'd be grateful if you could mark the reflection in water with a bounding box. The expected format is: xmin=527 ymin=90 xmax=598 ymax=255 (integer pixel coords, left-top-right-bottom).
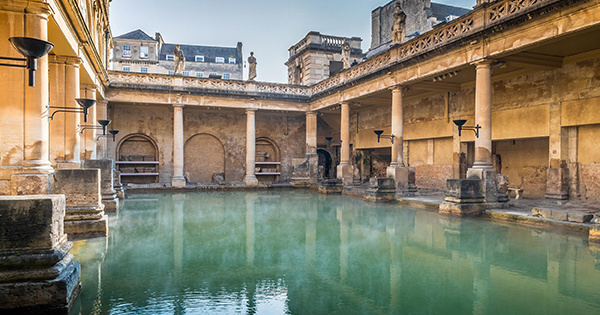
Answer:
xmin=70 ymin=191 xmax=600 ymax=315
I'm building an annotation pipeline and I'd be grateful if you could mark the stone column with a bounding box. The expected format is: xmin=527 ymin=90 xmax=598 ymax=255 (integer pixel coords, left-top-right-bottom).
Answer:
xmin=244 ymin=109 xmax=259 ymax=185
xmin=390 ymin=86 xmax=404 ymax=167
xmin=49 ymin=56 xmax=81 ymax=168
xmin=472 ymin=60 xmax=494 ymax=170
xmin=305 ymin=111 xmax=317 ymax=154
xmin=3 ymin=1 xmax=54 ymax=194
xmin=386 ymin=87 xmax=417 ymax=195
xmin=96 ymin=100 xmax=109 ymax=160
xmin=466 ymin=59 xmax=502 ymax=204
xmin=337 ymin=102 xmax=353 ymax=183
xmin=171 ymin=103 xmax=186 ymax=187
xmin=81 ymin=85 xmax=97 ymax=160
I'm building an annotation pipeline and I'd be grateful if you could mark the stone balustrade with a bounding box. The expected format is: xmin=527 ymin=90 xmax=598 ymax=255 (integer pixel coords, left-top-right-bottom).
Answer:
xmin=111 ymin=0 xmax=554 ymax=101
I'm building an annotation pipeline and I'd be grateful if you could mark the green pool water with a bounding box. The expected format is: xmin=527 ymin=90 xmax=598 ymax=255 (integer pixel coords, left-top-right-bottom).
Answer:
xmin=69 ymin=191 xmax=600 ymax=315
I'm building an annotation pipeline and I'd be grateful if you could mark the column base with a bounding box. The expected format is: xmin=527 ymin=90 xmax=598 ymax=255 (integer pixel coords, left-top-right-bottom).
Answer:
xmin=466 ymin=167 xmax=504 ymax=203
xmin=10 ymin=173 xmax=52 ymax=195
xmin=545 ymin=167 xmax=569 ymax=200
xmin=101 ymin=190 xmax=119 ymax=213
xmin=55 ymin=161 xmax=81 ymax=169
xmin=364 ymin=177 xmax=396 ymax=203
xmin=244 ymin=175 xmax=259 ymax=186
xmin=318 ymin=179 xmax=343 ymax=194
xmin=171 ymin=177 xmax=186 ymax=187
xmin=22 ymin=159 xmax=54 ymax=174
xmin=336 ymin=163 xmax=354 ymax=186
xmin=387 ymin=165 xmax=418 ymax=198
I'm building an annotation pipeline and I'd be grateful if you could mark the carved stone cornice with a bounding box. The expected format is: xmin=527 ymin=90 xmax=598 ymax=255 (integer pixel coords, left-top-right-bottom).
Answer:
xmin=0 ymin=0 xmax=51 ymax=18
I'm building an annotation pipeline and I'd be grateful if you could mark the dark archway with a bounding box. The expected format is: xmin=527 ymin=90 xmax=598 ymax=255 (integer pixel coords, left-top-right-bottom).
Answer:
xmin=317 ymin=149 xmax=332 ymax=179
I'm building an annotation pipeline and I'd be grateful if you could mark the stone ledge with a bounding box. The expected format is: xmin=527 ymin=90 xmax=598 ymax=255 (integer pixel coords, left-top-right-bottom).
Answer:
xmin=532 ymin=207 xmax=594 ymax=223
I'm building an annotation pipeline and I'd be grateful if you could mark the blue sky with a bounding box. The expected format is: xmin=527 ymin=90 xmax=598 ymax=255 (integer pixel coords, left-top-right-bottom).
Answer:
xmin=110 ymin=0 xmax=476 ymax=83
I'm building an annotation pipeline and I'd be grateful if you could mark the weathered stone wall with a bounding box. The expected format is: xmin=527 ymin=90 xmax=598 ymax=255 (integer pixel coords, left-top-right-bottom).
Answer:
xmin=110 ymin=104 xmax=305 ymax=183
xmin=371 ymin=0 xmax=433 ymax=49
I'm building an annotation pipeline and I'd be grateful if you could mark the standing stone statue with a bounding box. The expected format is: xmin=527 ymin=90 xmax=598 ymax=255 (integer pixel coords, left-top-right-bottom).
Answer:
xmin=341 ymin=39 xmax=351 ymax=68
xmin=392 ymin=3 xmax=407 ymax=45
xmin=173 ymin=44 xmax=185 ymax=75
xmin=248 ymin=51 xmax=257 ymax=81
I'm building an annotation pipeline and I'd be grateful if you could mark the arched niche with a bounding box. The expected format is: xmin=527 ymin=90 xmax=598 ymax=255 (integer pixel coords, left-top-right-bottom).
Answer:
xmin=255 ymin=137 xmax=281 ymax=182
xmin=116 ymin=134 xmax=159 ymax=183
xmin=184 ymin=133 xmax=225 ymax=183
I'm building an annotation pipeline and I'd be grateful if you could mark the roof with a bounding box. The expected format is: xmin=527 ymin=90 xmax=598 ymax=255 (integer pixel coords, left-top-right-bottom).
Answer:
xmin=159 ymin=43 xmax=240 ymax=63
xmin=430 ymin=2 xmax=471 ymax=20
xmin=115 ymin=29 xmax=155 ymax=41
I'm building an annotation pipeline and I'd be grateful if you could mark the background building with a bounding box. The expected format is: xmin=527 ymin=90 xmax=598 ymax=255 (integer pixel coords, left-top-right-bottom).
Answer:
xmin=111 ymin=29 xmax=243 ymax=80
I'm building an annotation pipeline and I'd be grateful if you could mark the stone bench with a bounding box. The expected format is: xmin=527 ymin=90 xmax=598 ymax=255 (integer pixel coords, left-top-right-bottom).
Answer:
xmin=508 ymin=187 xmax=524 ymax=199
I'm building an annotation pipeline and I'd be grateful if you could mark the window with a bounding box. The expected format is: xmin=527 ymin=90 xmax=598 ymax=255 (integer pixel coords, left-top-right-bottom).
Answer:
xmin=196 ymin=72 xmax=204 ymax=78
xmin=215 ymin=57 xmax=225 ymax=63
xmin=223 ymin=73 xmax=231 ymax=79
xmin=209 ymin=72 xmax=218 ymax=77
xmin=168 ymin=70 xmax=174 ymax=75
xmin=228 ymin=58 xmax=236 ymax=64
xmin=166 ymin=54 xmax=175 ymax=61
xmin=182 ymin=71 xmax=190 ymax=76
xmin=195 ymin=55 xmax=204 ymax=62
xmin=140 ymin=67 xmax=148 ymax=73
xmin=140 ymin=46 xmax=149 ymax=59
xmin=122 ymin=45 xmax=131 ymax=57
xmin=122 ymin=66 xmax=131 ymax=72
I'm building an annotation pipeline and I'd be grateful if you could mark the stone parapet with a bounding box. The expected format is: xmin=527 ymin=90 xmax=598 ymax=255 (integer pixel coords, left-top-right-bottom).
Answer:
xmin=83 ymin=159 xmax=119 ymax=212
xmin=0 ymin=195 xmax=81 ymax=313
xmin=51 ymin=169 xmax=107 ymax=239
xmin=439 ymin=179 xmax=486 ymax=217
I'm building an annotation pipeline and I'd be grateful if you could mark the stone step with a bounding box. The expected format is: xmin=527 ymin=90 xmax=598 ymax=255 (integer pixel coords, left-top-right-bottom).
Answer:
xmin=532 ymin=207 xmax=594 ymax=223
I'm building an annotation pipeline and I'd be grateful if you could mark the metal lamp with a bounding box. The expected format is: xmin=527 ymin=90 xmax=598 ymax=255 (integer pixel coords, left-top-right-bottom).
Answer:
xmin=453 ymin=119 xmax=481 ymax=138
xmin=0 ymin=37 xmax=54 ymax=87
xmin=374 ymin=130 xmax=395 ymax=144
xmin=49 ymin=98 xmax=96 ymax=122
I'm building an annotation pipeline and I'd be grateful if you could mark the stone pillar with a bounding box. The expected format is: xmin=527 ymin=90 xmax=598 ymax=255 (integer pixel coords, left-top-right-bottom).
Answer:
xmin=81 ymin=85 xmax=97 ymax=160
xmin=244 ymin=109 xmax=259 ymax=185
xmin=306 ymin=111 xmax=317 ymax=154
xmin=466 ymin=59 xmax=503 ymax=204
xmin=386 ymin=87 xmax=417 ymax=196
xmin=49 ymin=56 xmax=81 ymax=169
xmin=171 ymin=103 xmax=186 ymax=187
xmin=337 ymin=102 xmax=353 ymax=183
xmin=472 ymin=60 xmax=494 ymax=170
xmin=2 ymin=1 xmax=54 ymax=194
xmin=0 ymin=195 xmax=81 ymax=312
xmin=95 ymin=100 xmax=109 ymax=160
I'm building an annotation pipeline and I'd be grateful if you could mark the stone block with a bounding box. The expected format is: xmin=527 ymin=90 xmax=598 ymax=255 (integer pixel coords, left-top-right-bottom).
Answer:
xmin=444 ymin=179 xmax=484 ymax=203
xmin=439 ymin=201 xmax=486 ymax=217
xmin=467 ymin=168 xmax=502 ymax=203
xmin=0 ymin=195 xmax=65 ymax=250
xmin=566 ymin=211 xmax=593 ymax=223
xmin=364 ymin=177 xmax=396 ymax=202
xmin=396 ymin=180 xmax=418 ymax=198
xmin=114 ymin=169 xmax=125 ymax=199
xmin=83 ymin=159 xmax=119 ymax=212
xmin=495 ymin=174 xmax=509 ymax=202
xmin=337 ymin=164 xmax=353 ymax=184
xmin=318 ymin=179 xmax=343 ymax=194
xmin=10 ymin=174 xmax=51 ymax=195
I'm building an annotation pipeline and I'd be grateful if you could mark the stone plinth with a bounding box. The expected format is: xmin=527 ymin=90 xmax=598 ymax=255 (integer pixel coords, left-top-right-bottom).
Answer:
xmin=467 ymin=168 xmax=505 ymax=203
xmin=545 ymin=167 xmax=569 ymax=200
xmin=291 ymin=156 xmax=315 ymax=187
xmin=337 ymin=164 xmax=354 ymax=186
xmin=439 ymin=179 xmax=486 ymax=217
xmin=495 ymin=174 xmax=509 ymax=202
xmin=364 ymin=177 xmax=396 ymax=203
xmin=51 ymin=169 xmax=107 ymax=239
xmin=318 ymin=179 xmax=343 ymax=194
xmin=83 ymin=159 xmax=119 ymax=212
xmin=113 ymin=169 xmax=125 ymax=199
xmin=387 ymin=166 xmax=418 ymax=197
xmin=0 ymin=195 xmax=81 ymax=313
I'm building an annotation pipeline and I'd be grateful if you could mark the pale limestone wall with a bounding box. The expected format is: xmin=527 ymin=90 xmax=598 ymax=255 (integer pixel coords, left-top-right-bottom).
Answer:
xmin=370 ymin=0 xmax=433 ymax=49
xmin=109 ymin=104 xmax=305 ymax=183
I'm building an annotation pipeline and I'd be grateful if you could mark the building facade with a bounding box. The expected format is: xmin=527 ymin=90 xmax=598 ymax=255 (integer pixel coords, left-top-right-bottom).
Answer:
xmin=111 ymin=29 xmax=243 ymax=80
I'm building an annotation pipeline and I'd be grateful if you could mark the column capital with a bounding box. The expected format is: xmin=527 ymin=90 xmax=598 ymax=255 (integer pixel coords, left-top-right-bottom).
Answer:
xmin=0 ymin=0 xmax=51 ymax=18
xmin=246 ymin=108 xmax=257 ymax=114
xmin=305 ymin=111 xmax=317 ymax=117
xmin=390 ymin=85 xmax=408 ymax=94
xmin=96 ymin=100 xmax=108 ymax=106
xmin=471 ymin=58 xmax=495 ymax=68
xmin=49 ymin=55 xmax=82 ymax=67
xmin=340 ymin=102 xmax=350 ymax=108
xmin=173 ymin=103 xmax=185 ymax=109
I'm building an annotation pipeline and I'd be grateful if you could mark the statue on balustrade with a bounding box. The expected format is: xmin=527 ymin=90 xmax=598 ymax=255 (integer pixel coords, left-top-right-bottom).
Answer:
xmin=392 ymin=3 xmax=407 ymax=45
xmin=341 ymin=39 xmax=351 ymax=69
xmin=248 ymin=52 xmax=257 ymax=81
xmin=173 ymin=44 xmax=185 ymax=75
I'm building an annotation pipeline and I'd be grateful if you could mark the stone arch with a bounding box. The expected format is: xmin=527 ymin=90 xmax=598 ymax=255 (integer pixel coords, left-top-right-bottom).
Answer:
xmin=317 ymin=149 xmax=333 ymax=179
xmin=116 ymin=133 xmax=159 ymax=162
xmin=184 ymin=133 xmax=225 ymax=183
xmin=256 ymin=137 xmax=280 ymax=162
